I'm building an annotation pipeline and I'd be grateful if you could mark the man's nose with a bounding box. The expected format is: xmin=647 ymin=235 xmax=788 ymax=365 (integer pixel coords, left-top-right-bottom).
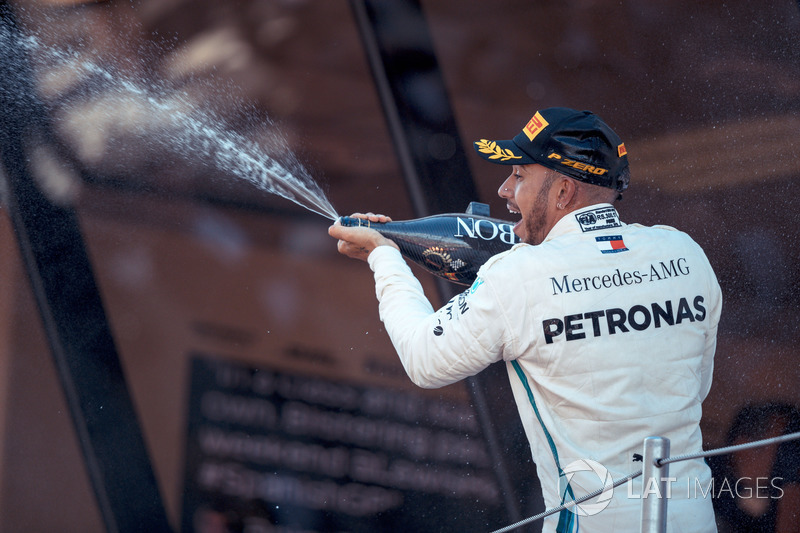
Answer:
xmin=498 ymin=178 xmax=512 ymax=198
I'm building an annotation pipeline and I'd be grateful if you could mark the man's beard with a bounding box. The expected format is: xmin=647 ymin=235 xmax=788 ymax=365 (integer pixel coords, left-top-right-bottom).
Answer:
xmin=522 ymin=173 xmax=557 ymax=245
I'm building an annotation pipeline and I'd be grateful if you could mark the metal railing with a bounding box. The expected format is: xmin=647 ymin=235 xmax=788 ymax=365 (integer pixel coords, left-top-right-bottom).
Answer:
xmin=490 ymin=430 xmax=800 ymax=533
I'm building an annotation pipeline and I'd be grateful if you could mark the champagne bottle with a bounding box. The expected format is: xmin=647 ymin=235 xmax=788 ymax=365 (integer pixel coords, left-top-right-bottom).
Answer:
xmin=339 ymin=202 xmax=520 ymax=286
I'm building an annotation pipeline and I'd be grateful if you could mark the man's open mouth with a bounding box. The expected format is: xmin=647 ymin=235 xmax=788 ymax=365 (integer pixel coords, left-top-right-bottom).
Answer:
xmin=507 ymin=204 xmax=521 ymax=230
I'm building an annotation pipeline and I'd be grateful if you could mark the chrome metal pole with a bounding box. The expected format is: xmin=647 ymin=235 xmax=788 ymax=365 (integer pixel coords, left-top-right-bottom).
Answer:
xmin=641 ymin=436 xmax=670 ymax=533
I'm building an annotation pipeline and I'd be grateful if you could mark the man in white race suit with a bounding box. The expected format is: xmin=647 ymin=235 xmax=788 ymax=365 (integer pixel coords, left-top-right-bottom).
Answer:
xmin=329 ymin=107 xmax=722 ymax=532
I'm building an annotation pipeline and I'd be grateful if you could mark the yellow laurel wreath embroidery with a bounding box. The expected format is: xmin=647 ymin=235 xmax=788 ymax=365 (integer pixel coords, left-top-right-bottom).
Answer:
xmin=475 ymin=139 xmax=522 ymax=161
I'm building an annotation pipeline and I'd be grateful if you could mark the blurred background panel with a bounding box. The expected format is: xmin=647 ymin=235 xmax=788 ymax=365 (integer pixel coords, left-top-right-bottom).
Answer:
xmin=0 ymin=0 xmax=799 ymax=532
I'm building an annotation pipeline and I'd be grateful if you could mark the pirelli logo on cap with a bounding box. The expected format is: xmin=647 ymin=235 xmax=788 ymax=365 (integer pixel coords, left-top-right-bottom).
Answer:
xmin=618 ymin=143 xmax=627 ymax=157
xmin=522 ymin=111 xmax=549 ymax=141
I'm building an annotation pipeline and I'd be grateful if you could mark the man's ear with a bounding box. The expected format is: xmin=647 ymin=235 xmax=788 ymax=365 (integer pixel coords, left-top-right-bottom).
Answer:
xmin=557 ymin=176 xmax=579 ymax=207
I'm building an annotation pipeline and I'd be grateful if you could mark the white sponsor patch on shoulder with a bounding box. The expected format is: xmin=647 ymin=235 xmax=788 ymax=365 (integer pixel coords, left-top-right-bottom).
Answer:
xmin=575 ymin=207 xmax=622 ymax=232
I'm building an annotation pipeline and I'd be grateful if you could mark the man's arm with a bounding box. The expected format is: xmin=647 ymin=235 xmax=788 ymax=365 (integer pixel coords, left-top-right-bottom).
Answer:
xmin=370 ymin=247 xmax=507 ymax=388
xmin=699 ymin=275 xmax=722 ymax=401
xmin=329 ymin=213 xmax=507 ymax=389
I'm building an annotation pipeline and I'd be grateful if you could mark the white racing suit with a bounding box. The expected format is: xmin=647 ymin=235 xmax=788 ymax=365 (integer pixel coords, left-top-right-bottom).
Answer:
xmin=367 ymin=204 xmax=721 ymax=532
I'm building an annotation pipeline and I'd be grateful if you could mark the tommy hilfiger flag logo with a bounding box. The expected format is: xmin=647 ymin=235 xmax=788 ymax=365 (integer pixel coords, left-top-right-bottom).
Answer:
xmin=596 ymin=235 xmax=628 ymax=254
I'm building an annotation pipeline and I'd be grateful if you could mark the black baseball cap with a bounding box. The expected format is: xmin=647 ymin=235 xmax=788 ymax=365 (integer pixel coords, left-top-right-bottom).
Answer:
xmin=473 ymin=107 xmax=630 ymax=192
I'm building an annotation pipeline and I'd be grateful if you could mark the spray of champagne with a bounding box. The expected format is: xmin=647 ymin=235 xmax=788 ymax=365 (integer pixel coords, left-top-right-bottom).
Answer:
xmin=1 ymin=15 xmax=338 ymax=221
